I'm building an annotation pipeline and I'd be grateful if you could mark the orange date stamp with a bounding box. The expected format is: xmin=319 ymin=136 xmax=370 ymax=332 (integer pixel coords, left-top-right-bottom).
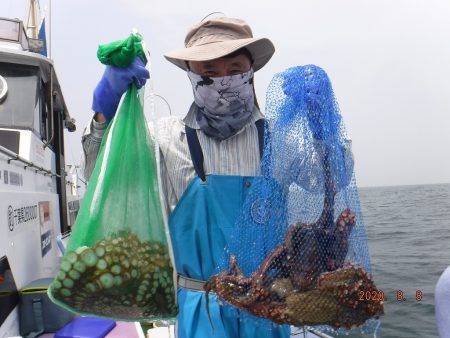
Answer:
xmin=396 ymin=289 xmax=423 ymax=301
xmin=357 ymin=289 xmax=423 ymax=302
xmin=358 ymin=290 xmax=385 ymax=302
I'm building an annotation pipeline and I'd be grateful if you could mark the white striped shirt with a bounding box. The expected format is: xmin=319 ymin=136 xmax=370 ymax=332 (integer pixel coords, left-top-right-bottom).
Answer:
xmin=82 ymin=104 xmax=354 ymax=216
xmin=82 ymin=104 xmax=264 ymax=214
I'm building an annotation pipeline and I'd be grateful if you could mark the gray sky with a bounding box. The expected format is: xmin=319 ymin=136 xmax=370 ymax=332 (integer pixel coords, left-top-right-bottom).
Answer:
xmin=2 ymin=0 xmax=450 ymax=187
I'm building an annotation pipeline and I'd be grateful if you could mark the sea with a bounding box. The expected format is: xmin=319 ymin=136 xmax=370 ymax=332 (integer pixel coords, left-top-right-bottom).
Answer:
xmin=353 ymin=183 xmax=450 ymax=338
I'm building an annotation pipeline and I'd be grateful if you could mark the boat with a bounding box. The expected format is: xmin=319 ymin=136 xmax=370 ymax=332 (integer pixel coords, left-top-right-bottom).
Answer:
xmin=0 ymin=1 xmax=85 ymax=336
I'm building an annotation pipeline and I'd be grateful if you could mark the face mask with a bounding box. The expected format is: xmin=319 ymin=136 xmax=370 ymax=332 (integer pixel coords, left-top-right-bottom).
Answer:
xmin=187 ymin=69 xmax=255 ymax=140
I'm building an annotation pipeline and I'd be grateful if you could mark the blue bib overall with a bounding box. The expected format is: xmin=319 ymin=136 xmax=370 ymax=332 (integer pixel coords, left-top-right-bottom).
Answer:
xmin=168 ymin=123 xmax=290 ymax=338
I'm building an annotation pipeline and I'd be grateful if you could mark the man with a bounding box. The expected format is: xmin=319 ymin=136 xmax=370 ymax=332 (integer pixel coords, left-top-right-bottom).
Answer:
xmin=83 ymin=17 xmax=290 ymax=337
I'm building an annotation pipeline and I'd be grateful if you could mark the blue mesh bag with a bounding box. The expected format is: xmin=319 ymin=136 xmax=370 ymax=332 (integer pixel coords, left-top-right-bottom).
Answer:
xmin=205 ymin=65 xmax=384 ymax=335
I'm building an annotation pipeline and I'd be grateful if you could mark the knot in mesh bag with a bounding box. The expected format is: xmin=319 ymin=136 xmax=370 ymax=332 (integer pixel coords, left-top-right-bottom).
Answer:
xmin=205 ymin=65 xmax=383 ymax=334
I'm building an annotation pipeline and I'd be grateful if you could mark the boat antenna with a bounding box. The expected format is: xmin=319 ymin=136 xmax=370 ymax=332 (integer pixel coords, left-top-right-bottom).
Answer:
xmin=145 ymin=93 xmax=172 ymax=116
xmin=201 ymin=12 xmax=226 ymax=22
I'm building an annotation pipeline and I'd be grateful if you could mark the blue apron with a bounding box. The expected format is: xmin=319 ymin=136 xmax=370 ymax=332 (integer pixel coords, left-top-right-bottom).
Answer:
xmin=168 ymin=123 xmax=290 ymax=338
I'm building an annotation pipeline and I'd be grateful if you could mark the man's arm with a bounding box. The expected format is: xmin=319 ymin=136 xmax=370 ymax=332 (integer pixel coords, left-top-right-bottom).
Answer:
xmin=81 ymin=116 xmax=108 ymax=181
xmin=82 ymin=55 xmax=149 ymax=181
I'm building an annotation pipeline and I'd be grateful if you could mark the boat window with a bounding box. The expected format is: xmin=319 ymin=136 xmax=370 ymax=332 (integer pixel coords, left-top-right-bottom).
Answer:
xmin=0 ymin=19 xmax=20 ymax=42
xmin=0 ymin=62 xmax=40 ymax=132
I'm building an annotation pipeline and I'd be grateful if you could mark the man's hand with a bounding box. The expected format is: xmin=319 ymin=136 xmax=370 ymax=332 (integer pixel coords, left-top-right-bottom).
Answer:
xmin=92 ymin=57 xmax=149 ymax=122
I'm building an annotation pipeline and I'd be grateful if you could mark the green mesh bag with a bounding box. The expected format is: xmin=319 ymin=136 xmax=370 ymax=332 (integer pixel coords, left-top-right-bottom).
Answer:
xmin=48 ymin=34 xmax=177 ymax=321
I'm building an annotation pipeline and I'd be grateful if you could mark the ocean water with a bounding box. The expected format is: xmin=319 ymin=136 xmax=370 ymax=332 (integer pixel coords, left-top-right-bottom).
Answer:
xmin=355 ymin=183 xmax=450 ymax=337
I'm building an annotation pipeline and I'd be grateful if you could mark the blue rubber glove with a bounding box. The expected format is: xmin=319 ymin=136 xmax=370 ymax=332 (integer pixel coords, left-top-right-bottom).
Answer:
xmin=92 ymin=57 xmax=150 ymax=122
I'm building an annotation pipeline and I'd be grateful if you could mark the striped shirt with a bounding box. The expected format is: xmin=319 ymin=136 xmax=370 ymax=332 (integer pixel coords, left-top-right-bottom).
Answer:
xmin=82 ymin=104 xmax=354 ymax=216
xmin=82 ymin=103 xmax=264 ymax=214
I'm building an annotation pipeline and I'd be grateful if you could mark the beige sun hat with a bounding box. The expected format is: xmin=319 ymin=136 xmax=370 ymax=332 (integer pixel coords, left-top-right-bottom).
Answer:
xmin=164 ymin=17 xmax=275 ymax=72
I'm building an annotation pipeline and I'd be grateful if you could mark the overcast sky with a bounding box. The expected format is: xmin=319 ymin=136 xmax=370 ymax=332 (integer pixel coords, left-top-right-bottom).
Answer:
xmin=2 ymin=0 xmax=450 ymax=187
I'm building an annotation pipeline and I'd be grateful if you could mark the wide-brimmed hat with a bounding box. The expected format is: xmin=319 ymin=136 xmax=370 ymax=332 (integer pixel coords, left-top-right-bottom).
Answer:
xmin=164 ymin=17 xmax=275 ymax=72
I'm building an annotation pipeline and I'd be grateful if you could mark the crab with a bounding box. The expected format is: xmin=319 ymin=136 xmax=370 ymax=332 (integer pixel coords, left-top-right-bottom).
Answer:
xmin=240 ymin=146 xmax=356 ymax=294
xmin=204 ymin=145 xmax=383 ymax=329
xmin=205 ymin=257 xmax=384 ymax=329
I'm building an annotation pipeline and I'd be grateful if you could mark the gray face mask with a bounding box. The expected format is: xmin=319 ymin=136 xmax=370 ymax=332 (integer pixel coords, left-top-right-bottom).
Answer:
xmin=187 ymin=69 xmax=255 ymax=140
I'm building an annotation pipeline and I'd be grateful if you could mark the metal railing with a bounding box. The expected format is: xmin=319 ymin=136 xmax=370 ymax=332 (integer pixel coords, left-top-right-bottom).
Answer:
xmin=290 ymin=327 xmax=334 ymax=338
xmin=1 ymin=144 xmax=87 ymax=190
xmin=0 ymin=144 xmax=59 ymax=177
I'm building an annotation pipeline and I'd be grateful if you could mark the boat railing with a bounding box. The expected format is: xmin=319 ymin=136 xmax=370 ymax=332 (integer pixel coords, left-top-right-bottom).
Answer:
xmin=290 ymin=327 xmax=335 ymax=338
xmin=0 ymin=143 xmax=60 ymax=178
